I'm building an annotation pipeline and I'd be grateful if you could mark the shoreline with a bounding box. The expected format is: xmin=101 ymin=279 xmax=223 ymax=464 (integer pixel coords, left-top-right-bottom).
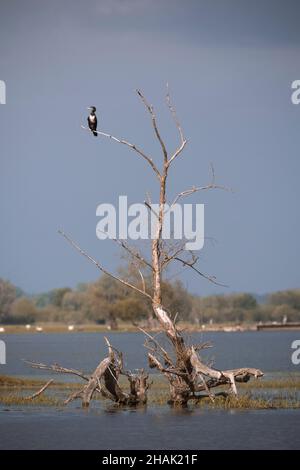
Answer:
xmin=1 ymin=322 xmax=300 ymax=334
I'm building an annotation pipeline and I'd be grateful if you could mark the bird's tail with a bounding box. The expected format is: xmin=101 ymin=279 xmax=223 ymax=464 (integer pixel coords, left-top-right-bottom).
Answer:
xmin=93 ymin=131 xmax=98 ymax=137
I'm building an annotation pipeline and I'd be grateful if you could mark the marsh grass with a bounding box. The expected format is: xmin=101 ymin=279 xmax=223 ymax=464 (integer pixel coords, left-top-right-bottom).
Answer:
xmin=239 ymin=376 xmax=300 ymax=390
xmin=0 ymin=375 xmax=44 ymax=387
xmin=194 ymin=392 xmax=300 ymax=409
xmin=0 ymin=375 xmax=81 ymax=389
xmin=0 ymin=392 xmax=61 ymax=407
xmin=1 ymin=374 xmax=300 ymax=409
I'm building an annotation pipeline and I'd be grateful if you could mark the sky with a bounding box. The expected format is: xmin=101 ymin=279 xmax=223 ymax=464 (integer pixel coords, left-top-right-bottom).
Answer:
xmin=0 ymin=0 xmax=299 ymax=296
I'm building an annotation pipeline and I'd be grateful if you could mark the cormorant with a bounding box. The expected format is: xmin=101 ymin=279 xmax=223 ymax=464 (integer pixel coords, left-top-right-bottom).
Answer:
xmin=87 ymin=106 xmax=98 ymax=136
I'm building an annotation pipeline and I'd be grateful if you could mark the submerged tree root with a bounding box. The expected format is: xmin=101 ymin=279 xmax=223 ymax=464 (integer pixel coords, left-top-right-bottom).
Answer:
xmin=25 ymin=337 xmax=150 ymax=408
xmin=143 ymin=306 xmax=263 ymax=407
xmin=25 ymin=315 xmax=263 ymax=408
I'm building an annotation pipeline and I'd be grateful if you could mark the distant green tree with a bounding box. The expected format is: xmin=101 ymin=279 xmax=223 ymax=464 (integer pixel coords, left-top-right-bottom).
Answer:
xmin=161 ymin=280 xmax=192 ymax=321
xmin=111 ymin=297 xmax=147 ymax=321
xmin=76 ymin=282 xmax=89 ymax=293
xmin=62 ymin=291 xmax=86 ymax=312
xmin=34 ymin=291 xmax=52 ymax=308
xmin=268 ymin=290 xmax=300 ymax=311
xmin=231 ymin=293 xmax=257 ymax=310
xmin=9 ymin=297 xmax=37 ymax=324
xmin=49 ymin=287 xmax=72 ymax=308
xmin=192 ymin=293 xmax=258 ymax=324
xmin=0 ymin=278 xmax=16 ymax=322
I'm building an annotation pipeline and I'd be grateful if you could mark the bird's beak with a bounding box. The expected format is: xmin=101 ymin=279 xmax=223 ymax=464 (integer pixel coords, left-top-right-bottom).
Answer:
xmin=87 ymin=107 xmax=92 ymax=110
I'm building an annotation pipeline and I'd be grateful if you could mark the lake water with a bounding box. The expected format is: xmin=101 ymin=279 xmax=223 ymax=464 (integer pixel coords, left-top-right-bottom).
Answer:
xmin=1 ymin=330 xmax=300 ymax=377
xmin=0 ymin=406 xmax=299 ymax=450
xmin=0 ymin=330 xmax=300 ymax=450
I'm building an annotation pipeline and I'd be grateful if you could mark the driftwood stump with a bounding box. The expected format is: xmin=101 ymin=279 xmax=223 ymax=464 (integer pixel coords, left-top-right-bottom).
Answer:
xmin=26 ymin=337 xmax=150 ymax=408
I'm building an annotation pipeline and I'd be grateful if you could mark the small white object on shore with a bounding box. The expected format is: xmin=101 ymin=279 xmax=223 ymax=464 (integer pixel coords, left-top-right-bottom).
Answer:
xmin=36 ymin=326 xmax=43 ymax=332
xmin=25 ymin=324 xmax=31 ymax=330
xmin=68 ymin=325 xmax=74 ymax=331
xmin=0 ymin=327 xmax=5 ymax=333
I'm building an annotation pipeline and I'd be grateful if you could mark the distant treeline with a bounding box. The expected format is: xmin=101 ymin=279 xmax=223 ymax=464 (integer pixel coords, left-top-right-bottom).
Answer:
xmin=0 ymin=275 xmax=300 ymax=326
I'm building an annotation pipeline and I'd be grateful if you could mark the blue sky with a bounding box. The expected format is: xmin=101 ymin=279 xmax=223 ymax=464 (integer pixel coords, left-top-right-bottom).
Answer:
xmin=0 ymin=0 xmax=299 ymax=296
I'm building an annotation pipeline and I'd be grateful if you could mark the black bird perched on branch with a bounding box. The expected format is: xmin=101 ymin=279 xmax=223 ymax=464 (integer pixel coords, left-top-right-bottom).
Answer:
xmin=87 ymin=106 xmax=98 ymax=136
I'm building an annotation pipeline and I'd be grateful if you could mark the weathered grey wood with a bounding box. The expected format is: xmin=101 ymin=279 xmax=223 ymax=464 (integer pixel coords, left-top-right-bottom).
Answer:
xmin=82 ymin=357 xmax=112 ymax=407
xmin=27 ymin=337 xmax=150 ymax=408
xmin=24 ymin=379 xmax=54 ymax=400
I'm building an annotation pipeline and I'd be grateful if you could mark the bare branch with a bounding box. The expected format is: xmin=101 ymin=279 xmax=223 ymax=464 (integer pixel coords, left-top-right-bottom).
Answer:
xmin=165 ymin=83 xmax=187 ymax=167
xmin=136 ymin=89 xmax=168 ymax=164
xmin=81 ymin=125 xmax=161 ymax=180
xmin=168 ymin=163 xmax=232 ymax=209
xmin=144 ymin=200 xmax=159 ymax=220
xmin=145 ymin=191 xmax=152 ymax=206
xmin=58 ymin=230 xmax=153 ymax=300
xmin=103 ymin=336 xmax=114 ymax=359
xmin=174 ymin=256 xmax=228 ymax=288
xmin=24 ymin=379 xmax=54 ymax=400
xmin=97 ymin=228 xmax=153 ymax=272
xmin=167 ymin=140 xmax=187 ymax=167
xmin=138 ymin=268 xmax=146 ymax=293
xmin=166 ymin=82 xmax=185 ymax=144
xmin=169 ymin=169 xmax=232 ymax=208
xmin=24 ymin=360 xmax=89 ymax=381
xmin=138 ymin=326 xmax=174 ymax=367
xmin=64 ymin=389 xmax=85 ymax=405
xmin=111 ymin=236 xmax=153 ymax=272
xmin=161 ymin=241 xmax=187 ymax=268
xmin=148 ymin=353 xmax=188 ymax=379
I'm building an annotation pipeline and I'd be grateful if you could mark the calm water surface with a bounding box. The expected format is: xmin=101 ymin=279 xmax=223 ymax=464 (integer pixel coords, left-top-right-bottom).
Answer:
xmin=1 ymin=330 xmax=300 ymax=377
xmin=0 ymin=406 xmax=299 ymax=450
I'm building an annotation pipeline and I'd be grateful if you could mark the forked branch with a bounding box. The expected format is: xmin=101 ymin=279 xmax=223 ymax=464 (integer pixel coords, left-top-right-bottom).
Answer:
xmin=169 ymin=163 xmax=232 ymax=208
xmin=136 ymin=89 xmax=168 ymax=164
xmin=174 ymin=256 xmax=228 ymax=288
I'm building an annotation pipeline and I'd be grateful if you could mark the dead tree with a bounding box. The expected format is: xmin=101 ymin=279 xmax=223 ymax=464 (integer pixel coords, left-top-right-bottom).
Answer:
xmin=26 ymin=337 xmax=149 ymax=407
xmin=55 ymin=86 xmax=263 ymax=407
